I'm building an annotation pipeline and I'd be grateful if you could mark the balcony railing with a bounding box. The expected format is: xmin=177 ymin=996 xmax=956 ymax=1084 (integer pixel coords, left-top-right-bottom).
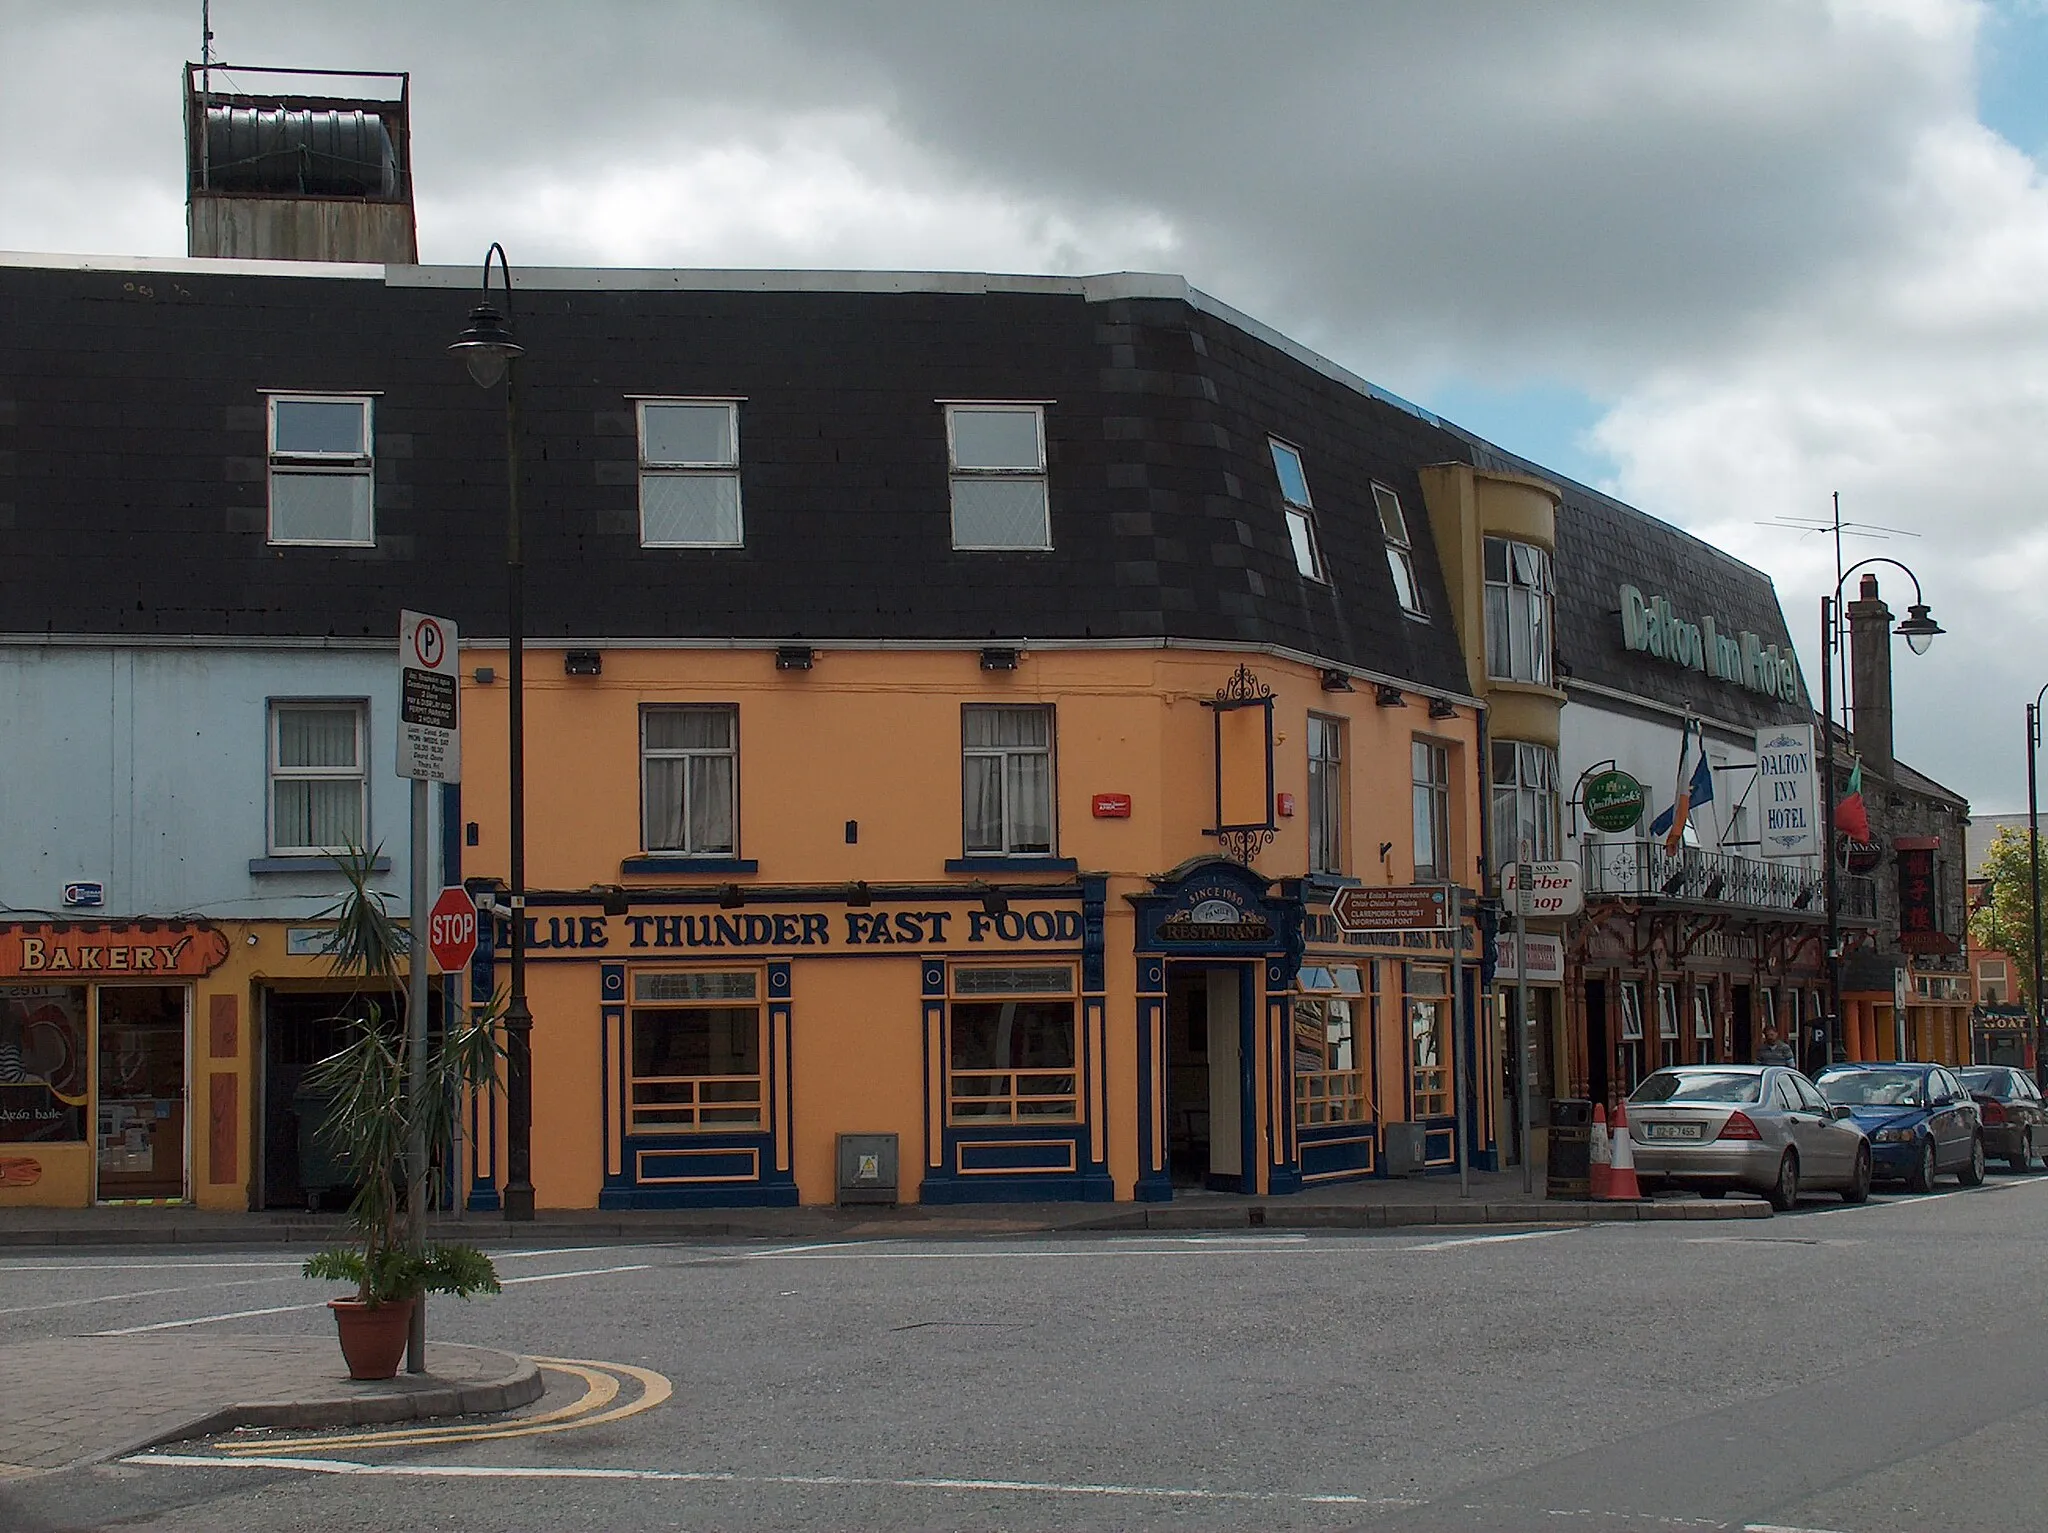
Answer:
xmin=1582 ymin=841 xmax=1876 ymax=920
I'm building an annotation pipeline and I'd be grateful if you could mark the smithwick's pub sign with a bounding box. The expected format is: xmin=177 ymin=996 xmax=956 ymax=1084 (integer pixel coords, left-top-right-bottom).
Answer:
xmin=0 ymin=922 xmax=230 ymax=979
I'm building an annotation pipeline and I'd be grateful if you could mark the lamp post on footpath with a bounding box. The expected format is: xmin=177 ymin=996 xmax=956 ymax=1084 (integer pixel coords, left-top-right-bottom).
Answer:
xmin=449 ymin=245 xmax=534 ymax=1221
xmin=2026 ymin=686 xmax=2048 ymax=1086
xmin=1819 ymin=559 xmax=1941 ymax=1067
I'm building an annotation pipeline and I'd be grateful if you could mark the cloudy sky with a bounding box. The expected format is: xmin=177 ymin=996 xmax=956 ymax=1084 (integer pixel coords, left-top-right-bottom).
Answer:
xmin=6 ymin=1 xmax=2046 ymax=810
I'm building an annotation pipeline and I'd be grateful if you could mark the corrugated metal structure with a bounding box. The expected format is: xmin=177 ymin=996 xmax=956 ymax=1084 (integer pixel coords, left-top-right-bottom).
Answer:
xmin=183 ymin=63 xmax=416 ymax=264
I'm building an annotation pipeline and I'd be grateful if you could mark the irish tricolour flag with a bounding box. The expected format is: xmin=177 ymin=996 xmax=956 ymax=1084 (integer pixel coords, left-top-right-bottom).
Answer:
xmin=1649 ymin=716 xmax=1714 ymax=853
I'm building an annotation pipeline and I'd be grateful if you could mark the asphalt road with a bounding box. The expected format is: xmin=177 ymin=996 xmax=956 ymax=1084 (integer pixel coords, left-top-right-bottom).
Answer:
xmin=5 ymin=1176 xmax=2048 ymax=1532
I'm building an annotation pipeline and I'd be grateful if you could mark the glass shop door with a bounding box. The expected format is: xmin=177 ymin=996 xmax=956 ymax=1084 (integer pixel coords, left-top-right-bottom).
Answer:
xmin=96 ymin=986 xmax=190 ymax=1201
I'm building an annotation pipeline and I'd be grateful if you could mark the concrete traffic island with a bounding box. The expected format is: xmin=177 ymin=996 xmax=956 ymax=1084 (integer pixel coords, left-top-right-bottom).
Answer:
xmin=0 ymin=1335 xmax=540 ymax=1476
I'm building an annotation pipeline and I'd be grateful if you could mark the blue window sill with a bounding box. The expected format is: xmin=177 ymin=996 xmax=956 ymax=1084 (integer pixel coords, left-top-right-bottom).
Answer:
xmin=620 ymin=856 xmax=760 ymax=875
xmin=249 ymin=855 xmax=391 ymax=875
xmin=945 ymin=856 xmax=1079 ymax=874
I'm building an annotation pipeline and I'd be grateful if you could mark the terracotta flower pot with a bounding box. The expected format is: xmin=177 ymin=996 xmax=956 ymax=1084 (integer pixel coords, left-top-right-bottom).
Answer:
xmin=327 ymin=1296 xmax=416 ymax=1380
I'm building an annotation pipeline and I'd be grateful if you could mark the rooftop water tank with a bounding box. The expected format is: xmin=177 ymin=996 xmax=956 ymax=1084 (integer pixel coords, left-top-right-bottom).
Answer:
xmin=200 ymin=106 xmax=398 ymax=198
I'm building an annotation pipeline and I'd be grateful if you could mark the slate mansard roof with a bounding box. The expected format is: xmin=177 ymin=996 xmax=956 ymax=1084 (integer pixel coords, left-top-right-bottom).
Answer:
xmin=0 ymin=256 xmax=1476 ymax=697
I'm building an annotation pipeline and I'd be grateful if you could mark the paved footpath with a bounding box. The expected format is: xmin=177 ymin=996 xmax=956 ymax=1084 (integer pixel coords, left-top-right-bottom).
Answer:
xmin=0 ymin=1168 xmax=1770 ymax=1249
xmin=0 ymin=1336 xmax=538 ymax=1476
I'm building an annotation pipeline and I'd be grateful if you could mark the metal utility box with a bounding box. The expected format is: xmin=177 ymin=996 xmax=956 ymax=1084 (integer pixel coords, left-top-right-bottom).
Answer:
xmin=1546 ymin=1098 xmax=1593 ymax=1199
xmin=836 ymin=1133 xmax=899 ymax=1206
xmin=1382 ymin=1122 xmax=1428 ymax=1177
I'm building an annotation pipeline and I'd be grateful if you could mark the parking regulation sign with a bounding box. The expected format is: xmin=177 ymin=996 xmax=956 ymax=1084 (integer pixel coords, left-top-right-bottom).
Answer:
xmin=398 ymin=610 xmax=461 ymax=782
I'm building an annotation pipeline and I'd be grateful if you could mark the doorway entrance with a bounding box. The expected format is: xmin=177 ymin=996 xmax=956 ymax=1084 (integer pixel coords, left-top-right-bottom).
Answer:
xmin=1164 ymin=964 xmax=1251 ymax=1191
xmin=1732 ymin=985 xmax=1754 ymax=1066
xmin=259 ymin=988 xmax=387 ymax=1210
xmin=95 ymin=986 xmax=189 ymax=1202
xmin=1585 ymin=978 xmax=1610 ymax=1109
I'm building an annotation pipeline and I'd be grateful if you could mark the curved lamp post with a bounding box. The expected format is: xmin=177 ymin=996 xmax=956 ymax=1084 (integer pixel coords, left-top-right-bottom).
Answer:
xmin=449 ymin=244 xmax=534 ymax=1221
xmin=1820 ymin=558 xmax=1941 ymax=1069
xmin=2027 ymin=684 xmax=2048 ymax=1085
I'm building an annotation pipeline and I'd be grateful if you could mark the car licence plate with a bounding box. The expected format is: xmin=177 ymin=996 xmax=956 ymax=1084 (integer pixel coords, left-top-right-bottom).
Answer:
xmin=1644 ymin=1122 xmax=1705 ymax=1141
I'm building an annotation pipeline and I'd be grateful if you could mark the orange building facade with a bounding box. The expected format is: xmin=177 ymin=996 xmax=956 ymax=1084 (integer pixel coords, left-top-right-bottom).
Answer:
xmin=453 ymin=645 xmax=1485 ymax=1208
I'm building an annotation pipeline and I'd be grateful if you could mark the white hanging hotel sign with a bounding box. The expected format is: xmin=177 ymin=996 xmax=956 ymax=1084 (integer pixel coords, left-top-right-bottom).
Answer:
xmin=1755 ymin=723 xmax=1819 ymax=859
xmin=1619 ymin=585 xmax=1799 ymax=702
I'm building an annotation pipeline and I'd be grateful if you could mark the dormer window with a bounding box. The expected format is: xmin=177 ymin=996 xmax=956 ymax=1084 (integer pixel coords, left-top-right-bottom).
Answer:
xmin=1374 ymin=484 xmax=1424 ymax=616
xmin=1268 ymin=439 xmax=1325 ymax=581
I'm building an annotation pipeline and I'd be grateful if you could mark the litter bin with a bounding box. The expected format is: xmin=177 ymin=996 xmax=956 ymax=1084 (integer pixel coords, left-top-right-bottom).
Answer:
xmin=1546 ymin=1098 xmax=1593 ymax=1199
xmin=292 ymin=1083 xmax=348 ymax=1212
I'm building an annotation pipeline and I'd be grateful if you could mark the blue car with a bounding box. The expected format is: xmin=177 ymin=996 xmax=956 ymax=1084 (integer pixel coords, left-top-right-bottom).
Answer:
xmin=1815 ymin=1063 xmax=1985 ymax=1192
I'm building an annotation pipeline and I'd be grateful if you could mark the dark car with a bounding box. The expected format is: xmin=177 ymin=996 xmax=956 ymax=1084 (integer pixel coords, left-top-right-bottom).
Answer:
xmin=1957 ymin=1066 xmax=2048 ymax=1171
xmin=1815 ymin=1064 xmax=1985 ymax=1192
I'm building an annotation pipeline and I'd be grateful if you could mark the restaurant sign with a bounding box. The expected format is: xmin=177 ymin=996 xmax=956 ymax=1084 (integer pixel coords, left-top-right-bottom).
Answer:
xmin=0 ymin=923 xmax=230 ymax=980
xmin=517 ymin=902 xmax=1085 ymax=956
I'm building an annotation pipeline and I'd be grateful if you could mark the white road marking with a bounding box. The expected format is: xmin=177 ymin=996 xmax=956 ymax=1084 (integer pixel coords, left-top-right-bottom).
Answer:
xmin=93 ymin=1302 xmax=323 ymax=1335
xmin=125 ymin=1452 xmax=1421 ymax=1507
xmin=1407 ymin=1228 xmax=1575 ymax=1251
xmin=501 ymin=1264 xmax=652 ymax=1285
xmin=0 ymin=1259 xmax=304 ymax=1274
xmin=741 ymin=1239 xmax=879 ymax=1258
xmin=0 ymin=1274 xmax=299 ymax=1317
xmin=119 ymin=1454 xmax=1856 ymax=1529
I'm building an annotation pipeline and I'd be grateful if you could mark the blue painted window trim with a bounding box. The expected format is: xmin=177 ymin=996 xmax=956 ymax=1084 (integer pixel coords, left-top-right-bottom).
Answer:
xmin=944 ymin=855 xmax=1078 ymax=873
xmin=619 ymin=855 xmax=759 ymax=875
xmin=249 ymin=854 xmax=391 ymax=875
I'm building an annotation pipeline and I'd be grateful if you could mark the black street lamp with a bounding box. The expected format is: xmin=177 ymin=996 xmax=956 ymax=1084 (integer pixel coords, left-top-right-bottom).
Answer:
xmin=2026 ymin=685 xmax=2048 ymax=1087
xmin=450 ymin=244 xmax=534 ymax=1221
xmin=1820 ymin=558 xmax=1941 ymax=1069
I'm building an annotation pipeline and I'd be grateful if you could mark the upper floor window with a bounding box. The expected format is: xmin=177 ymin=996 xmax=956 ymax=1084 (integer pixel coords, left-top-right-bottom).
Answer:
xmin=963 ymin=704 xmax=1055 ymax=856
xmin=1374 ymin=484 xmax=1425 ymax=616
xmin=269 ymin=701 xmax=367 ymax=854
xmin=1484 ymin=537 xmax=1554 ymax=684
xmin=268 ymin=395 xmax=373 ymax=546
xmin=641 ymin=705 xmax=738 ymax=855
xmin=1307 ymin=714 xmax=1344 ymax=874
xmin=1491 ymin=741 xmax=1560 ymax=865
xmin=1267 ymin=440 xmax=1326 ymax=581
xmin=947 ymin=404 xmax=1050 ymax=550
xmin=639 ymin=400 xmax=742 ymax=547
xmin=1412 ymin=738 xmax=1451 ymax=882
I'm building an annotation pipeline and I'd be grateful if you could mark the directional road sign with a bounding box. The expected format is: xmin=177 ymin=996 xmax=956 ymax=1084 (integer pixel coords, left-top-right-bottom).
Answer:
xmin=1330 ymin=884 xmax=1451 ymax=933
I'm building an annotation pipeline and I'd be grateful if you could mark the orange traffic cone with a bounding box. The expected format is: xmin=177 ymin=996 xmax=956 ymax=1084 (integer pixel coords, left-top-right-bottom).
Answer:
xmin=1607 ymin=1099 xmax=1643 ymax=1200
xmin=1588 ymin=1102 xmax=1611 ymax=1200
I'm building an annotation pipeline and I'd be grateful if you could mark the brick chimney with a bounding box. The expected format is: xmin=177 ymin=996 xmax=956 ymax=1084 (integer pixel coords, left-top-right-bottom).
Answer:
xmin=1847 ymin=572 xmax=1893 ymax=778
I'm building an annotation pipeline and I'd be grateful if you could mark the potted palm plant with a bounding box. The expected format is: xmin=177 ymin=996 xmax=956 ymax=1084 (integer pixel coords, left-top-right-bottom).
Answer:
xmin=299 ymin=847 xmax=506 ymax=1380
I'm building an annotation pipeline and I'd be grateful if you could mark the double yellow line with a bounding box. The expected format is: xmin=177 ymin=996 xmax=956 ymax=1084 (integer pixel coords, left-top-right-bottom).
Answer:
xmin=216 ymin=1356 xmax=671 ymax=1453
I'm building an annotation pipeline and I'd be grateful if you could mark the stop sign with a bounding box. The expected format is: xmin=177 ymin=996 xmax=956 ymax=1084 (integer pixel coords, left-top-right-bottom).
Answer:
xmin=427 ymin=886 xmax=478 ymax=974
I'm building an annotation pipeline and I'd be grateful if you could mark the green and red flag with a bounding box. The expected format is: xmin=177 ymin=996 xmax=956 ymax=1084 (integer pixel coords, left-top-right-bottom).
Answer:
xmin=1835 ymin=758 xmax=1870 ymax=843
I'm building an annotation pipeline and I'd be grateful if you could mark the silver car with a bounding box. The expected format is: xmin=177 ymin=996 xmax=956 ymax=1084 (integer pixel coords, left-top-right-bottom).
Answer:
xmin=1628 ymin=1065 xmax=1873 ymax=1210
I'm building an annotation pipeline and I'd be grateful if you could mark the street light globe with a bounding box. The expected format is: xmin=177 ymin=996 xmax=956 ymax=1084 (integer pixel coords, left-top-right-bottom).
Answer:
xmin=448 ymin=300 xmax=522 ymax=389
xmin=1897 ymin=603 xmax=1943 ymax=656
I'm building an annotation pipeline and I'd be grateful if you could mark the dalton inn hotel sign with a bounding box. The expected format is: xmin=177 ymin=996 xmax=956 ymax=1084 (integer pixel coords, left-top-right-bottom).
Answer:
xmin=1619 ymin=584 xmax=1801 ymax=702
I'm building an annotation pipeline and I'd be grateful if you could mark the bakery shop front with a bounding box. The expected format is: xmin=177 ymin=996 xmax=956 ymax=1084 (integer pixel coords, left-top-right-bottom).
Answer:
xmin=0 ymin=920 xmax=230 ymax=1205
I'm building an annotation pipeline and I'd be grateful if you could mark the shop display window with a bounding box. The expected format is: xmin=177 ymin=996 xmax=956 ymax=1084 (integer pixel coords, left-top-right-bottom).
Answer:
xmin=0 ymin=985 xmax=89 ymax=1145
xmin=948 ymin=966 xmax=1077 ymax=1123
xmin=628 ymin=970 xmax=762 ymax=1131
xmin=96 ymin=986 xmax=187 ymax=1200
xmin=1407 ymin=964 xmax=1449 ymax=1118
xmin=1295 ymin=964 xmax=1366 ymax=1125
